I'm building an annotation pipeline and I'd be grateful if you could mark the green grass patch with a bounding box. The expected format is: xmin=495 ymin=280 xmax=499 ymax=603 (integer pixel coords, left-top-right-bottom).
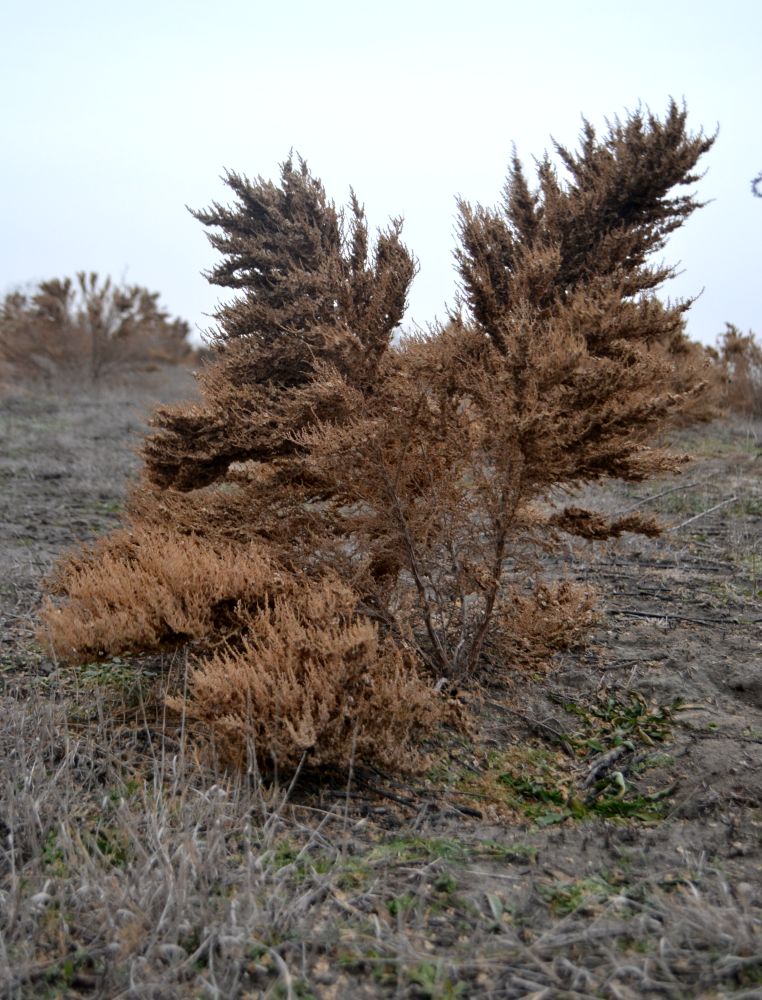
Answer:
xmin=539 ymin=874 xmax=621 ymax=916
xmin=79 ymin=656 xmax=142 ymax=687
xmin=370 ymin=835 xmax=470 ymax=864
xmin=441 ymin=687 xmax=683 ymax=825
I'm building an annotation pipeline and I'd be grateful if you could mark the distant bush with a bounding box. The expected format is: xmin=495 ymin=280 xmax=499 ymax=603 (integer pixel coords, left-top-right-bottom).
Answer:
xmin=715 ymin=323 xmax=762 ymax=416
xmin=0 ymin=272 xmax=193 ymax=384
xmin=43 ymin=103 xmax=715 ymax=774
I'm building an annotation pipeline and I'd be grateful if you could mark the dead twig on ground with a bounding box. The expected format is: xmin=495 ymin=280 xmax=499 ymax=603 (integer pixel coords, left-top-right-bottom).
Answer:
xmin=616 ymin=477 xmax=716 ymax=516
xmin=670 ymin=496 xmax=738 ymax=531
xmin=605 ymin=608 xmax=739 ymax=627
xmin=482 ymin=698 xmax=577 ymax=757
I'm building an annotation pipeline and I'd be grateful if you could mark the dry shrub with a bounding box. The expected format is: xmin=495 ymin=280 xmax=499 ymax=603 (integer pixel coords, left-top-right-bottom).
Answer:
xmin=42 ymin=528 xmax=281 ymax=661
xmin=43 ymin=103 xmax=715 ymax=773
xmin=0 ymin=272 xmax=193 ymax=385
xmin=490 ymin=581 xmax=600 ymax=670
xmin=170 ymin=576 xmax=443 ymax=772
xmin=655 ymin=335 xmax=721 ymax=425
xmin=291 ymin=291 xmax=696 ymax=678
xmin=716 ymin=323 xmax=762 ymax=416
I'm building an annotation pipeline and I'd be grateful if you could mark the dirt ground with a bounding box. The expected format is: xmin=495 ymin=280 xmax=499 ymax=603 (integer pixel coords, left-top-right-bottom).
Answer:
xmin=1 ymin=369 xmax=761 ymax=999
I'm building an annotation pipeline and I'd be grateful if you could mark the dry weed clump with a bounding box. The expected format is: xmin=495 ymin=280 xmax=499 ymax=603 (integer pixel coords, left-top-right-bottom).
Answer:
xmin=44 ymin=530 xmax=441 ymax=770
xmin=0 ymin=271 xmax=193 ymax=386
xmin=490 ymin=581 xmax=600 ymax=670
xmin=43 ymin=527 xmax=282 ymax=660
xmin=43 ymin=102 xmax=715 ymax=773
xmin=171 ymin=576 xmax=443 ymax=772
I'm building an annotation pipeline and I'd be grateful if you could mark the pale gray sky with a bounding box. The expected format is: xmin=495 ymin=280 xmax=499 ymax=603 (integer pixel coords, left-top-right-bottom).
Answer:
xmin=2 ymin=0 xmax=760 ymax=345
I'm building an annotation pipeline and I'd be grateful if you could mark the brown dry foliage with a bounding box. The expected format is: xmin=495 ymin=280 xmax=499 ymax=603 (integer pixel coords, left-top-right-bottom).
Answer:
xmin=715 ymin=323 xmax=762 ymax=416
xmin=145 ymin=154 xmax=416 ymax=490
xmin=43 ymin=103 xmax=715 ymax=772
xmin=45 ymin=527 xmax=441 ymax=771
xmin=43 ymin=527 xmax=282 ymax=660
xmin=170 ymin=575 xmax=443 ymax=772
xmin=655 ymin=335 xmax=721 ymax=425
xmin=489 ymin=580 xmax=600 ymax=671
xmin=549 ymin=507 xmax=662 ymax=540
xmin=0 ymin=272 xmax=193 ymax=384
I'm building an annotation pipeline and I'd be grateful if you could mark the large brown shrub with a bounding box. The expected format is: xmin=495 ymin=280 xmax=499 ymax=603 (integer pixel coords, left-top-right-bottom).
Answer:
xmin=43 ymin=104 xmax=714 ymax=772
xmin=284 ymin=102 xmax=714 ymax=676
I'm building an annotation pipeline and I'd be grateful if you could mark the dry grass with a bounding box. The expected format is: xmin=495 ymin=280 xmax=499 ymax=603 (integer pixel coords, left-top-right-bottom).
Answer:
xmin=2 ymin=676 xmax=761 ymax=999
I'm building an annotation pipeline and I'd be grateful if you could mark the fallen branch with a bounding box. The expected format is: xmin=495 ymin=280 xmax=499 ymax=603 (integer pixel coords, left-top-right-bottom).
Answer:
xmin=669 ymin=496 xmax=738 ymax=531
xmin=351 ymin=769 xmax=484 ymax=818
xmin=483 ymin=698 xmax=577 ymax=757
xmin=605 ymin=608 xmax=739 ymax=627
xmin=617 ymin=478 xmax=714 ymax=516
xmin=582 ymin=741 xmax=634 ymax=787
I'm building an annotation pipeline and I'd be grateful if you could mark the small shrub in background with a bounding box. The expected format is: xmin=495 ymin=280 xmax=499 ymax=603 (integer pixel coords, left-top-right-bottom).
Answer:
xmin=43 ymin=102 xmax=715 ymax=774
xmin=715 ymin=323 xmax=762 ymax=417
xmin=0 ymin=271 xmax=193 ymax=385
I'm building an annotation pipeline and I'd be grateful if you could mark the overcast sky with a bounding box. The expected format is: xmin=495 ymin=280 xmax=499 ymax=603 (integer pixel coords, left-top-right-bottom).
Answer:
xmin=2 ymin=0 xmax=760 ymax=345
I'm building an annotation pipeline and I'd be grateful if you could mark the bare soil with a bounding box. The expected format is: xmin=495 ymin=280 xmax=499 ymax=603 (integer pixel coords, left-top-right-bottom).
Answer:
xmin=1 ymin=371 xmax=761 ymax=999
